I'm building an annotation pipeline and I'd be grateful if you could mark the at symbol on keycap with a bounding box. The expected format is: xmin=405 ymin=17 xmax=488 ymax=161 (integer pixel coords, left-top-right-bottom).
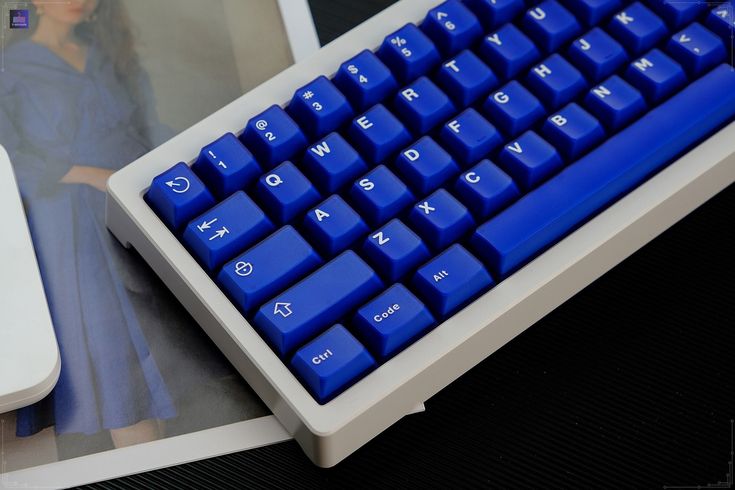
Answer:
xmin=234 ymin=261 xmax=253 ymax=277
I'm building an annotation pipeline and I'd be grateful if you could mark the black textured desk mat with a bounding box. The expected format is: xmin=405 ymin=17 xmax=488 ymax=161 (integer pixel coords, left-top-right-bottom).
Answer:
xmin=86 ymin=2 xmax=735 ymax=487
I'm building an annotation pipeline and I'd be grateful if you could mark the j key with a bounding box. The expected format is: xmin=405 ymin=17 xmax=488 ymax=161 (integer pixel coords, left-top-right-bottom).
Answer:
xmin=607 ymin=2 xmax=668 ymax=55
xmin=288 ymin=76 xmax=354 ymax=140
xmin=348 ymin=104 xmax=412 ymax=165
xmin=583 ymin=75 xmax=648 ymax=131
xmin=483 ymin=81 xmax=546 ymax=137
xmin=454 ymin=160 xmax=521 ymax=220
xmin=193 ymin=133 xmax=261 ymax=199
xmin=523 ymin=0 xmax=582 ymax=53
xmin=648 ymin=0 xmax=706 ymax=29
xmin=439 ymin=108 xmax=503 ymax=166
xmin=408 ymin=189 xmax=475 ymax=251
xmin=291 ymin=324 xmax=376 ymax=404
xmin=465 ymin=0 xmax=525 ymax=29
xmin=301 ymin=133 xmax=368 ymax=195
xmin=254 ymin=161 xmax=321 ymax=225
xmin=182 ymin=191 xmax=274 ymax=272
xmin=147 ymin=162 xmax=215 ymax=232
xmin=471 ymin=64 xmax=735 ymax=278
xmin=625 ymin=49 xmax=687 ymax=104
xmin=349 ymin=165 xmax=414 ymax=227
xmin=378 ymin=24 xmax=441 ymax=84
xmin=422 ymin=0 xmax=483 ymax=56
xmin=393 ymin=77 xmax=456 ymax=134
xmin=666 ymin=23 xmax=726 ymax=77
xmin=241 ymin=105 xmax=307 ymax=169
xmin=436 ymin=50 xmax=498 ymax=108
xmin=302 ymin=195 xmax=369 ymax=257
xmin=353 ymin=284 xmax=435 ymax=360
xmin=497 ymin=130 xmax=564 ymax=190
xmin=561 ymin=0 xmax=621 ymax=26
xmin=334 ymin=50 xmax=398 ymax=112
xmin=361 ymin=219 xmax=431 ymax=282
xmin=394 ymin=136 xmax=460 ymax=196
xmin=542 ymin=103 xmax=606 ymax=160
xmin=526 ymin=54 xmax=588 ymax=110
xmin=254 ymin=251 xmax=383 ymax=357
xmin=412 ymin=244 xmax=495 ymax=318
xmin=477 ymin=24 xmax=541 ymax=81
xmin=567 ymin=28 xmax=628 ymax=83
xmin=218 ymin=226 xmax=322 ymax=313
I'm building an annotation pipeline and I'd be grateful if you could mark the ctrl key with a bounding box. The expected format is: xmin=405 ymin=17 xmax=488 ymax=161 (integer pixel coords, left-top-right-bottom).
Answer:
xmin=291 ymin=325 xmax=376 ymax=404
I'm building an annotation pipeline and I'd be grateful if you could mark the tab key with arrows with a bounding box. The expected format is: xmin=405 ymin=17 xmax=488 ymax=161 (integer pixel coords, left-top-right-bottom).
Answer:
xmin=182 ymin=191 xmax=274 ymax=272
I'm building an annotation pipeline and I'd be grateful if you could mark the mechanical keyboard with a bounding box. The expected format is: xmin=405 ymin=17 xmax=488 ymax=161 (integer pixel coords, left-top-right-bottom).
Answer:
xmin=106 ymin=0 xmax=735 ymax=466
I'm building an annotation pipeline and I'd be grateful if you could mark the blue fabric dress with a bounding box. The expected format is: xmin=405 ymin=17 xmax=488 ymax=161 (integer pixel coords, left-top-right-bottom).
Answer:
xmin=0 ymin=40 xmax=177 ymax=436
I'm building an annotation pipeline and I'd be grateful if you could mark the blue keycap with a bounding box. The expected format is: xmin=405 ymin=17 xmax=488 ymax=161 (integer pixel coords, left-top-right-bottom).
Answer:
xmin=302 ymin=195 xmax=369 ymax=256
xmin=464 ymin=0 xmax=526 ymax=29
xmin=560 ymin=0 xmax=621 ymax=26
xmin=353 ymin=284 xmax=435 ymax=359
xmin=436 ymin=50 xmax=498 ymax=107
xmin=393 ymin=77 xmax=456 ymax=134
xmin=349 ymin=165 xmax=415 ymax=227
xmin=334 ymin=50 xmax=398 ymax=111
xmin=648 ymin=0 xmax=706 ymax=29
xmin=542 ymin=103 xmax=605 ymax=160
xmin=408 ymin=189 xmax=475 ymax=251
xmin=567 ymin=28 xmax=628 ymax=82
xmin=301 ymin=133 xmax=368 ymax=194
xmin=241 ymin=105 xmax=307 ymax=169
xmin=182 ymin=191 xmax=274 ymax=272
xmin=483 ymin=81 xmax=546 ymax=137
xmin=523 ymin=0 xmax=582 ymax=53
xmin=254 ymin=161 xmax=321 ymax=225
xmin=526 ymin=54 xmax=588 ymax=110
xmin=439 ymin=108 xmax=503 ymax=166
xmin=454 ymin=160 xmax=521 ymax=220
xmin=422 ymin=0 xmax=483 ymax=56
xmin=471 ymin=64 xmax=735 ymax=278
xmin=348 ymin=104 xmax=412 ymax=165
xmin=477 ymin=24 xmax=541 ymax=81
xmin=411 ymin=244 xmax=495 ymax=318
xmin=394 ymin=136 xmax=460 ymax=196
xmin=625 ymin=49 xmax=687 ymax=103
xmin=497 ymin=131 xmax=564 ymax=190
xmin=378 ymin=24 xmax=441 ymax=83
xmin=147 ymin=163 xmax=216 ymax=232
xmin=607 ymin=3 xmax=668 ymax=55
xmin=706 ymin=3 xmax=735 ymax=41
xmin=254 ymin=251 xmax=383 ymax=356
xmin=193 ymin=133 xmax=261 ymax=199
xmin=584 ymin=75 xmax=647 ymax=131
xmin=218 ymin=226 xmax=322 ymax=313
xmin=291 ymin=324 xmax=376 ymax=404
xmin=362 ymin=219 xmax=431 ymax=282
xmin=288 ymin=76 xmax=354 ymax=139
xmin=666 ymin=23 xmax=726 ymax=77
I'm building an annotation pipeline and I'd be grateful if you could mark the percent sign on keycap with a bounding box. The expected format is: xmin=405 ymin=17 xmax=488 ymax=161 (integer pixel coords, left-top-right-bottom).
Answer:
xmin=391 ymin=36 xmax=412 ymax=57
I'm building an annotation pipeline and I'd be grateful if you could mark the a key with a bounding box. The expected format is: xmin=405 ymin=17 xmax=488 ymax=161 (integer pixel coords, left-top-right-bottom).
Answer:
xmin=218 ymin=226 xmax=322 ymax=313
xmin=567 ymin=28 xmax=628 ymax=83
xmin=290 ymin=324 xmax=376 ymax=404
xmin=666 ymin=23 xmax=726 ymax=77
xmin=454 ymin=159 xmax=521 ymax=220
xmin=483 ymin=81 xmax=546 ymax=137
xmin=254 ymin=251 xmax=383 ymax=357
xmin=422 ymin=0 xmax=483 ymax=56
xmin=436 ymin=50 xmax=498 ymax=107
xmin=241 ymin=105 xmax=307 ymax=169
xmin=146 ymin=162 xmax=215 ymax=231
xmin=348 ymin=104 xmax=412 ymax=165
xmin=560 ymin=0 xmax=622 ymax=26
xmin=302 ymin=195 xmax=369 ymax=257
xmin=182 ymin=191 xmax=274 ymax=272
xmin=583 ymin=75 xmax=648 ymax=131
xmin=411 ymin=244 xmax=495 ymax=318
xmin=542 ymin=103 xmax=606 ymax=160
xmin=607 ymin=2 xmax=669 ymax=55
xmin=348 ymin=165 xmax=414 ymax=227
xmin=706 ymin=3 xmax=735 ymax=42
xmin=439 ymin=108 xmax=503 ymax=166
xmin=477 ymin=24 xmax=541 ymax=81
xmin=408 ymin=189 xmax=475 ymax=251
xmin=647 ymin=0 xmax=706 ymax=29
xmin=523 ymin=0 xmax=582 ymax=53
xmin=301 ymin=133 xmax=368 ymax=195
xmin=625 ymin=49 xmax=687 ymax=103
xmin=352 ymin=284 xmax=435 ymax=359
xmin=361 ymin=219 xmax=431 ymax=282
xmin=254 ymin=161 xmax=321 ymax=225
xmin=193 ymin=133 xmax=261 ymax=199
xmin=526 ymin=54 xmax=588 ymax=110
xmin=334 ymin=50 xmax=398 ymax=111
xmin=471 ymin=64 xmax=735 ymax=278
xmin=463 ymin=0 xmax=526 ymax=29
xmin=394 ymin=136 xmax=460 ymax=196
xmin=288 ymin=76 xmax=354 ymax=140
xmin=378 ymin=24 xmax=441 ymax=83
xmin=393 ymin=76 xmax=456 ymax=134
xmin=497 ymin=131 xmax=564 ymax=190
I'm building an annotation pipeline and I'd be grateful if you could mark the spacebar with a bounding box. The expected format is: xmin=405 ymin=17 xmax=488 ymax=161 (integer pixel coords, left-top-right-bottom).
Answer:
xmin=472 ymin=64 xmax=735 ymax=278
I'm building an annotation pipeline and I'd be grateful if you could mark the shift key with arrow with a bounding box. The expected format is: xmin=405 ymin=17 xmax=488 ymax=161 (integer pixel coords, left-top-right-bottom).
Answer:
xmin=666 ymin=22 xmax=727 ymax=77
xmin=182 ymin=191 xmax=274 ymax=272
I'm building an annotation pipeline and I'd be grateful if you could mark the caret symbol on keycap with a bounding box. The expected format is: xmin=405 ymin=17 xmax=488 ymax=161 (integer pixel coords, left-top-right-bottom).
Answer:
xmin=274 ymin=302 xmax=293 ymax=318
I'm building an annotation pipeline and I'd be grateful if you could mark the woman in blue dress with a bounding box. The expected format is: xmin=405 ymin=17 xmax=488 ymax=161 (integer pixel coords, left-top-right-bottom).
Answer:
xmin=0 ymin=0 xmax=178 ymax=447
